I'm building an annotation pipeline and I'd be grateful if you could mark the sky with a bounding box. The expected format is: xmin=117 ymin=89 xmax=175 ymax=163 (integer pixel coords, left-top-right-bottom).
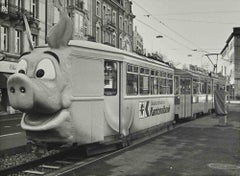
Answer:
xmin=132 ymin=0 xmax=240 ymax=70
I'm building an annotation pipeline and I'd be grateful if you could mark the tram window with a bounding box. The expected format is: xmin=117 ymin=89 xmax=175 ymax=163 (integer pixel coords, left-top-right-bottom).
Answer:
xmin=193 ymin=79 xmax=199 ymax=94
xmin=180 ymin=79 xmax=191 ymax=94
xmin=207 ymin=83 xmax=212 ymax=94
xmin=140 ymin=75 xmax=149 ymax=95
xmin=167 ymin=73 xmax=173 ymax=79
xmin=127 ymin=64 xmax=138 ymax=95
xmin=201 ymin=82 xmax=207 ymax=94
xmin=104 ymin=60 xmax=117 ymax=96
xmin=150 ymin=77 xmax=158 ymax=94
xmin=159 ymin=78 xmax=166 ymax=94
xmin=127 ymin=74 xmax=138 ymax=95
xmin=166 ymin=79 xmax=173 ymax=94
xmin=174 ymin=76 xmax=179 ymax=95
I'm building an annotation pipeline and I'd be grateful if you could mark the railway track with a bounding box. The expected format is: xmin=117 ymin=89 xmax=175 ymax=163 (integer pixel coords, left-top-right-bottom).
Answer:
xmin=0 ymin=117 xmax=199 ymax=176
xmin=0 ymin=146 xmax=87 ymax=176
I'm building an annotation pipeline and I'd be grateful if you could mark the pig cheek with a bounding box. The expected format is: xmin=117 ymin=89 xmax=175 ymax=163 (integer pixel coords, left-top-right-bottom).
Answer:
xmin=61 ymin=88 xmax=71 ymax=109
xmin=33 ymin=81 xmax=63 ymax=112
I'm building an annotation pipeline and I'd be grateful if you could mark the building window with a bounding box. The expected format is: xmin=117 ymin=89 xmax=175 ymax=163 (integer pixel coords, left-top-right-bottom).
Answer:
xmin=107 ymin=7 xmax=111 ymax=22
xmin=119 ymin=36 xmax=122 ymax=49
xmin=96 ymin=25 xmax=101 ymax=43
xmin=102 ymin=5 xmax=106 ymax=24
xmin=129 ymin=22 xmax=132 ymax=35
xmin=74 ymin=13 xmax=84 ymax=33
xmin=112 ymin=33 xmax=116 ymax=46
xmin=1 ymin=26 xmax=9 ymax=52
xmin=15 ymin=30 xmax=22 ymax=54
xmin=76 ymin=0 xmax=84 ymax=9
xmin=119 ymin=16 xmax=123 ymax=30
xmin=1 ymin=0 xmax=8 ymax=13
xmin=104 ymin=60 xmax=117 ymax=96
xmin=112 ymin=11 xmax=116 ymax=26
xmin=96 ymin=0 xmax=101 ymax=17
xmin=124 ymin=19 xmax=128 ymax=33
xmin=31 ymin=0 xmax=37 ymax=18
xmin=15 ymin=0 xmax=22 ymax=10
xmin=32 ymin=34 xmax=38 ymax=47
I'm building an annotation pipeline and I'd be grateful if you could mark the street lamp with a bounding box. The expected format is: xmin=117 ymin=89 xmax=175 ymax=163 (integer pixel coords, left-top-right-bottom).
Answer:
xmin=156 ymin=35 xmax=163 ymax=38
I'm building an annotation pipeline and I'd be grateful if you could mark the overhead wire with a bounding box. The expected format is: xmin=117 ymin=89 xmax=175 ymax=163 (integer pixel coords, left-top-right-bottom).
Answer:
xmin=135 ymin=18 xmax=193 ymax=51
xmin=132 ymin=0 xmax=209 ymax=54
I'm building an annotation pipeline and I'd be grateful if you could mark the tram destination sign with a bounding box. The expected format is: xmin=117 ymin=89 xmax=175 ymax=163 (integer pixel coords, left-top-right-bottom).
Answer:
xmin=139 ymin=100 xmax=170 ymax=119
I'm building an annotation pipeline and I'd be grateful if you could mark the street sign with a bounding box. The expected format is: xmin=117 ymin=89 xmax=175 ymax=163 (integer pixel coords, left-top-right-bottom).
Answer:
xmin=0 ymin=61 xmax=17 ymax=73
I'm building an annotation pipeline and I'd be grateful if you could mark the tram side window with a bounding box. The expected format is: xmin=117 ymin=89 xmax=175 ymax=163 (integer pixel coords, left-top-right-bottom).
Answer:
xmin=174 ymin=76 xmax=179 ymax=95
xmin=104 ymin=60 xmax=117 ymax=96
xmin=166 ymin=79 xmax=173 ymax=94
xmin=180 ymin=79 xmax=191 ymax=94
xmin=127 ymin=64 xmax=138 ymax=95
xmin=207 ymin=82 xmax=212 ymax=94
xmin=159 ymin=78 xmax=166 ymax=94
xmin=193 ymin=79 xmax=199 ymax=94
xmin=140 ymin=67 xmax=150 ymax=95
xmin=150 ymin=70 xmax=158 ymax=94
xmin=201 ymin=82 xmax=207 ymax=94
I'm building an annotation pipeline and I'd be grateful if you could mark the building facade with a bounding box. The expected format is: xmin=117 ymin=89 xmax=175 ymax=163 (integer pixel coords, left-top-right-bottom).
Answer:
xmin=221 ymin=27 xmax=240 ymax=99
xmin=0 ymin=0 xmax=40 ymax=114
xmin=133 ymin=26 xmax=143 ymax=55
xmin=0 ymin=0 xmax=135 ymax=114
xmin=92 ymin=0 xmax=135 ymax=51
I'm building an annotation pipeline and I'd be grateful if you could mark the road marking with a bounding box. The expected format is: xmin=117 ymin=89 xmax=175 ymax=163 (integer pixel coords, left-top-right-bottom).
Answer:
xmin=3 ymin=126 xmax=11 ymax=128
xmin=0 ymin=117 xmax=22 ymax=122
xmin=0 ymin=132 xmax=23 ymax=138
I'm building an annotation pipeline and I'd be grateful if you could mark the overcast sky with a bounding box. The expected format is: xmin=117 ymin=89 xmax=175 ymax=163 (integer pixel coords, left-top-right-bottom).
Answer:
xmin=132 ymin=0 xmax=240 ymax=69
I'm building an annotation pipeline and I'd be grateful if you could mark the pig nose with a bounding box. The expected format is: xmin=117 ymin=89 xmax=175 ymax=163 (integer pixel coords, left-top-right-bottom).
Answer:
xmin=9 ymin=86 xmax=26 ymax=93
xmin=7 ymin=74 xmax=34 ymax=111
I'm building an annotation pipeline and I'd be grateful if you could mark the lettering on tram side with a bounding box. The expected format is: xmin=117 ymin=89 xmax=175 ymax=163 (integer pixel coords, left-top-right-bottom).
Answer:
xmin=139 ymin=100 xmax=170 ymax=119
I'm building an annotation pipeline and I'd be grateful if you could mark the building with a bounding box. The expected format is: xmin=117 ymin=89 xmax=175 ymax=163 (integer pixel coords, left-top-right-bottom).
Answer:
xmin=91 ymin=0 xmax=135 ymax=51
xmin=0 ymin=0 xmax=40 ymax=114
xmin=133 ymin=26 xmax=143 ymax=55
xmin=0 ymin=0 xmax=135 ymax=114
xmin=221 ymin=27 xmax=240 ymax=99
xmin=50 ymin=0 xmax=92 ymax=41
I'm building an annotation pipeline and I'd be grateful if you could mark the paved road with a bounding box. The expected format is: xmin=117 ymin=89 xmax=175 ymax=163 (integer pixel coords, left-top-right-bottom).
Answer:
xmin=0 ymin=113 xmax=27 ymax=151
xmin=0 ymin=113 xmax=22 ymax=135
xmin=73 ymin=104 xmax=240 ymax=176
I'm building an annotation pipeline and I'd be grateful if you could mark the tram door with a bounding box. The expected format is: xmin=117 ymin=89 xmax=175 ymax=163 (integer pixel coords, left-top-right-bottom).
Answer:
xmin=180 ymin=78 xmax=192 ymax=118
xmin=104 ymin=60 xmax=121 ymax=134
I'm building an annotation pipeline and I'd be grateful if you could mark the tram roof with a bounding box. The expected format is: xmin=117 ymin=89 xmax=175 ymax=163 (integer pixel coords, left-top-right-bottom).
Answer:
xmin=68 ymin=40 xmax=171 ymax=68
xmin=174 ymin=68 xmax=209 ymax=78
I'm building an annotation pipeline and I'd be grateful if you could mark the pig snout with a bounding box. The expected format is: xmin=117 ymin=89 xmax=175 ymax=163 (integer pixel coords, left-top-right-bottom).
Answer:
xmin=7 ymin=73 xmax=34 ymax=112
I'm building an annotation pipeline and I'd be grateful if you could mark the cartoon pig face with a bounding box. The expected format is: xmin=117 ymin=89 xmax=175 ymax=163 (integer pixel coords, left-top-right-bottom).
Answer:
xmin=7 ymin=48 xmax=71 ymax=128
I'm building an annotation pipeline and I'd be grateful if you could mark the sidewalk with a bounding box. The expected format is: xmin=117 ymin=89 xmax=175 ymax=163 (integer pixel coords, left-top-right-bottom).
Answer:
xmin=73 ymin=107 xmax=240 ymax=176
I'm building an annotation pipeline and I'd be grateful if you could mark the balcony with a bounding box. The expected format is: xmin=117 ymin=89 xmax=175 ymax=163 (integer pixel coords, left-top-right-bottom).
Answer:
xmin=67 ymin=0 xmax=88 ymax=14
xmin=104 ymin=20 xmax=116 ymax=32
xmin=0 ymin=3 xmax=38 ymax=26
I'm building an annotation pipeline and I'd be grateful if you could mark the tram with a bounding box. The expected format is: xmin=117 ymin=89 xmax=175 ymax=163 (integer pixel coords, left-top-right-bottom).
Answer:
xmin=7 ymin=39 xmax=175 ymax=146
xmin=174 ymin=65 xmax=226 ymax=121
xmin=7 ymin=9 xmax=226 ymax=148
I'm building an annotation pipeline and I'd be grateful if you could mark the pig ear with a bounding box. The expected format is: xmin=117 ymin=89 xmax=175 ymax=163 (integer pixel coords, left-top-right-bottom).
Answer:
xmin=46 ymin=11 xmax=73 ymax=48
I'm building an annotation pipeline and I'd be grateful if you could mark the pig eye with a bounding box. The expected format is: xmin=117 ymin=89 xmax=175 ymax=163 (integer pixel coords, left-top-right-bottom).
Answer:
xmin=36 ymin=59 xmax=56 ymax=80
xmin=16 ymin=60 xmax=27 ymax=74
